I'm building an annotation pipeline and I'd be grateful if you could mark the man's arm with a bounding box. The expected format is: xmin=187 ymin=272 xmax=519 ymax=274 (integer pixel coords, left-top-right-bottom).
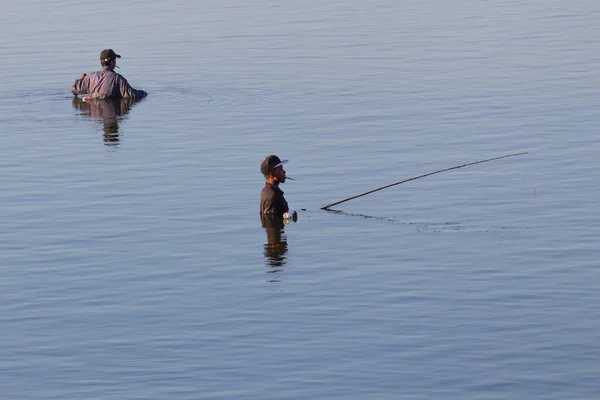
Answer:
xmin=72 ymin=73 xmax=89 ymax=96
xmin=277 ymin=194 xmax=289 ymax=216
xmin=118 ymin=75 xmax=147 ymax=99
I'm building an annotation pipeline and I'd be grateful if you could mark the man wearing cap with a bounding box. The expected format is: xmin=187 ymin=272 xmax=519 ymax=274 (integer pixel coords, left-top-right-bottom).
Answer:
xmin=260 ymin=155 xmax=290 ymax=217
xmin=72 ymin=49 xmax=147 ymax=100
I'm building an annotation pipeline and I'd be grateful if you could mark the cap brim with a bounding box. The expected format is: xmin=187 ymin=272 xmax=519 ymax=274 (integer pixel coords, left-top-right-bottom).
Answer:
xmin=273 ymin=160 xmax=288 ymax=169
xmin=115 ymin=54 xmax=121 ymax=58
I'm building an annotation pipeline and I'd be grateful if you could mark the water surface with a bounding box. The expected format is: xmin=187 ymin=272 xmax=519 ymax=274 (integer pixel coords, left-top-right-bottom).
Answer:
xmin=1 ymin=1 xmax=599 ymax=399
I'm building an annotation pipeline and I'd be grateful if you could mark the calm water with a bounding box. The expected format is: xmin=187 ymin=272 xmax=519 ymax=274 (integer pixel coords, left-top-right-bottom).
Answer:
xmin=2 ymin=1 xmax=600 ymax=399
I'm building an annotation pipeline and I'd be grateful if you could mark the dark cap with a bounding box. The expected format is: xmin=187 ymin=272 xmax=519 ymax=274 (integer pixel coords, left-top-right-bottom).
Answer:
xmin=261 ymin=155 xmax=288 ymax=177
xmin=100 ymin=49 xmax=121 ymax=62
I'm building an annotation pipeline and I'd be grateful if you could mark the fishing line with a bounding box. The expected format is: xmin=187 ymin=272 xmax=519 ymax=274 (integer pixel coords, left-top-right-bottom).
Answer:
xmin=321 ymin=152 xmax=528 ymax=210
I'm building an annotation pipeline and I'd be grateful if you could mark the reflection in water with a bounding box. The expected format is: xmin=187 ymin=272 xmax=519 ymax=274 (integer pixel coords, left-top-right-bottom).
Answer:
xmin=261 ymin=214 xmax=288 ymax=279
xmin=72 ymin=97 xmax=143 ymax=146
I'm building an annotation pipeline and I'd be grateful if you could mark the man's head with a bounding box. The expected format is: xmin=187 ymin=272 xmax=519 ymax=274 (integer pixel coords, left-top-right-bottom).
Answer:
xmin=261 ymin=155 xmax=288 ymax=184
xmin=100 ymin=49 xmax=121 ymax=67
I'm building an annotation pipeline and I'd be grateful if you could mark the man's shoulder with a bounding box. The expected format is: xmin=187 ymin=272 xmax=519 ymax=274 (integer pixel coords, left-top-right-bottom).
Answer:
xmin=96 ymin=68 xmax=121 ymax=77
xmin=88 ymin=69 xmax=111 ymax=79
xmin=114 ymin=71 xmax=128 ymax=81
xmin=262 ymin=183 xmax=285 ymax=199
xmin=261 ymin=184 xmax=276 ymax=197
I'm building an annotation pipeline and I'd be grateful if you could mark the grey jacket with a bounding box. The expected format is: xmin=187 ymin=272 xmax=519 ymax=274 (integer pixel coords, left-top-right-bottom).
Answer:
xmin=72 ymin=67 xmax=147 ymax=99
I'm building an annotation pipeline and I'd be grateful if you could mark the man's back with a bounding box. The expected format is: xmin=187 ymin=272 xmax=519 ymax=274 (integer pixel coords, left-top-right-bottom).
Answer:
xmin=72 ymin=67 xmax=146 ymax=100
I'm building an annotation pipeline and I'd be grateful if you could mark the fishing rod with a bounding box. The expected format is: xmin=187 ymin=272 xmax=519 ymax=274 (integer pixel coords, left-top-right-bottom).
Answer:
xmin=321 ymin=151 xmax=528 ymax=210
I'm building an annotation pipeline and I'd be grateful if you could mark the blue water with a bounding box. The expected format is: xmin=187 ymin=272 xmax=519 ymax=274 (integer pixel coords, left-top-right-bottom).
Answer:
xmin=2 ymin=1 xmax=600 ymax=398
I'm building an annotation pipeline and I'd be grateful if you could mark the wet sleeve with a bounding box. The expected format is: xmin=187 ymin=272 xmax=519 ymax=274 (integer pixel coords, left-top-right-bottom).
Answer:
xmin=72 ymin=76 xmax=89 ymax=95
xmin=118 ymin=75 xmax=147 ymax=99
xmin=260 ymin=190 xmax=274 ymax=215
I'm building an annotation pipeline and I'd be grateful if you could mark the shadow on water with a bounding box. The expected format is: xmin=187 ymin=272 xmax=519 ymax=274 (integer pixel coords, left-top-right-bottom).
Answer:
xmin=261 ymin=214 xmax=289 ymax=282
xmin=72 ymin=97 xmax=144 ymax=146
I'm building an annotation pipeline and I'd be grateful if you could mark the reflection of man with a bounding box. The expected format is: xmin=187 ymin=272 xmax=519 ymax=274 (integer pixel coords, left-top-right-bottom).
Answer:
xmin=261 ymin=214 xmax=288 ymax=268
xmin=72 ymin=49 xmax=147 ymax=100
xmin=72 ymin=97 xmax=140 ymax=145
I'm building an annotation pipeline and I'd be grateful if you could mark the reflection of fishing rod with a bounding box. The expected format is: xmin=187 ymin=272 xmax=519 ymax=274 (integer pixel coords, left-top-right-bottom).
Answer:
xmin=321 ymin=152 xmax=528 ymax=210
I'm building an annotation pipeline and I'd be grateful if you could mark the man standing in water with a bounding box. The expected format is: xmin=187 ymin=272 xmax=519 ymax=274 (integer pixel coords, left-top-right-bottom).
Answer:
xmin=260 ymin=155 xmax=295 ymax=219
xmin=72 ymin=49 xmax=147 ymax=100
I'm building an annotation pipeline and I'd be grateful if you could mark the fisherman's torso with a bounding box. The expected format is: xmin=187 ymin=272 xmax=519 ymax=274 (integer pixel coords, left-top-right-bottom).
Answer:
xmin=260 ymin=183 xmax=289 ymax=216
xmin=86 ymin=67 xmax=127 ymax=99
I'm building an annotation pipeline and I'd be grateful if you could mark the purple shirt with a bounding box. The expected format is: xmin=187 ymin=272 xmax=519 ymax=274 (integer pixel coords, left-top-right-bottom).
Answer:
xmin=72 ymin=67 xmax=147 ymax=99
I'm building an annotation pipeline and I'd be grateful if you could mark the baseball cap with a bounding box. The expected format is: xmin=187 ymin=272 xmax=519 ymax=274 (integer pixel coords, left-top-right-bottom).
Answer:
xmin=261 ymin=155 xmax=288 ymax=176
xmin=100 ymin=49 xmax=121 ymax=62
